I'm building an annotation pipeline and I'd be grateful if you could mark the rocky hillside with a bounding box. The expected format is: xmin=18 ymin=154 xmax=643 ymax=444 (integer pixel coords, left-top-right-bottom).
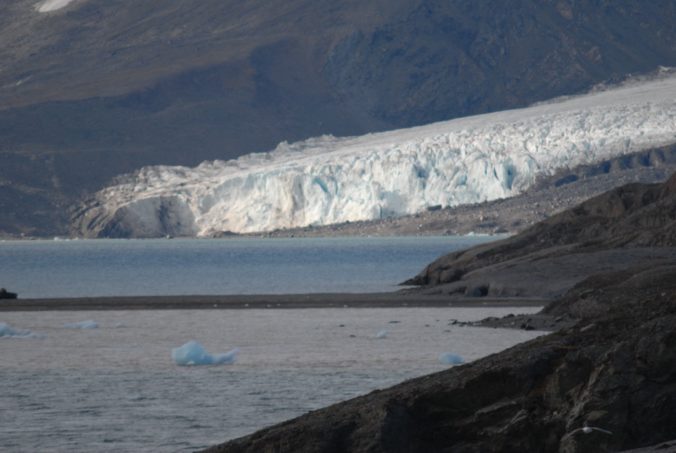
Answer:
xmin=201 ymin=175 xmax=676 ymax=453
xmin=1 ymin=0 xmax=676 ymax=236
xmin=406 ymin=171 xmax=676 ymax=289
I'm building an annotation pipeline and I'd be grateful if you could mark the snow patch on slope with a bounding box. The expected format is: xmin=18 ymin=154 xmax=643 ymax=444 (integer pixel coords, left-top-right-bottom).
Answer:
xmin=79 ymin=76 xmax=676 ymax=237
xmin=36 ymin=0 xmax=77 ymax=13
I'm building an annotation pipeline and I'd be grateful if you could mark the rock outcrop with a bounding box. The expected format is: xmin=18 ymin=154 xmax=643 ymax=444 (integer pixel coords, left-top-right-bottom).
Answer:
xmin=403 ymin=172 xmax=676 ymax=299
xmin=0 ymin=288 xmax=17 ymax=299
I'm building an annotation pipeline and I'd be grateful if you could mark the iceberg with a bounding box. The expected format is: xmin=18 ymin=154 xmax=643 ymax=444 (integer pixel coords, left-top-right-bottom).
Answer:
xmin=64 ymin=320 xmax=98 ymax=329
xmin=171 ymin=340 xmax=239 ymax=366
xmin=35 ymin=0 xmax=76 ymax=13
xmin=374 ymin=329 xmax=388 ymax=339
xmin=78 ymin=75 xmax=676 ymax=237
xmin=0 ymin=322 xmax=41 ymax=339
xmin=438 ymin=352 xmax=465 ymax=365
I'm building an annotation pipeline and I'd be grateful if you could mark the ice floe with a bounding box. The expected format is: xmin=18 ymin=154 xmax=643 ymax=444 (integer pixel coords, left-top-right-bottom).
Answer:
xmin=438 ymin=352 xmax=465 ymax=365
xmin=0 ymin=322 xmax=42 ymax=339
xmin=64 ymin=320 xmax=98 ymax=329
xmin=35 ymin=0 xmax=77 ymax=13
xmin=374 ymin=329 xmax=388 ymax=339
xmin=171 ymin=340 xmax=239 ymax=366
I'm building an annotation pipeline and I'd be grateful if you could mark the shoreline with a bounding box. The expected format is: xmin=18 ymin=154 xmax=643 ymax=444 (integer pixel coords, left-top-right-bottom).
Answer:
xmin=0 ymin=293 xmax=548 ymax=311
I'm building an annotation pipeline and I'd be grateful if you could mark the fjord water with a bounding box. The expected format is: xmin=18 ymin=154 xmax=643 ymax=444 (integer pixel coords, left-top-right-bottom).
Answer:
xmin=1 ymin=308 xmax=543 ymax=452
xmin=0 ymin=235 xmax=545 ymax=452
xmin=0 ymin=236 xmax=497 ymax=298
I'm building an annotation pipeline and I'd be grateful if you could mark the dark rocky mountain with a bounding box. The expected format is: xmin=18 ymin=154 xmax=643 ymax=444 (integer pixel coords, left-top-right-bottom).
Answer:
xmin=201 ymin=174 xmax=676 ymax=453
xmin=1 ymin=0 xmax=676 ymax=236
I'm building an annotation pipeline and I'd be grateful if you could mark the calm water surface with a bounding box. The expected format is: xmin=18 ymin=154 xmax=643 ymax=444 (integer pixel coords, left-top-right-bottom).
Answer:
xmin=0 ymin=236 xmax=497 ymax=298
xmin=1 ymin=308 xmax=543 ymax=452
xmin=0 ymin=236 xmax=538 ymax=452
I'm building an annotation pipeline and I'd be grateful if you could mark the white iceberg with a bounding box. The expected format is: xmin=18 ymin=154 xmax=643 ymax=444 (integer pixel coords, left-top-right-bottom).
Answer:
xmin=171 ymin=340 xmax=239 ymax=366
xmin=0 ymin=322 xmax=41 ymax=339
xmin=35 ymin=0 xmax=76 ymax=13
xmin=438 ymin=352 xmax=465 ymax=365
xmin=64 ymin=320 xmax=98 ymax=329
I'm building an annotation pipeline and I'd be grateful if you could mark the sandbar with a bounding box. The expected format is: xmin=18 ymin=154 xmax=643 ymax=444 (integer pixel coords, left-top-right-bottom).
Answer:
xmin=0 ymin=293 xmax=547 ymax=311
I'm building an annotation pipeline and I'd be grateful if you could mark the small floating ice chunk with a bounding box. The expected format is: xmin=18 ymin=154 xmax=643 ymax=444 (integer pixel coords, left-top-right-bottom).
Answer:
xmin=438 ymin=352 xmax=464 ymax=365
xmin=64 ymin=320 xmax=98 ymax=329
xmin=172 ymin=340 xmax=239 ymax=366
xmin=35 ymin=0 xmax=76 ymax=13
xmin=374 ymin=329 xmax=388 ymax=339
xmin=0 ymin=322 xmax=41 ymax=338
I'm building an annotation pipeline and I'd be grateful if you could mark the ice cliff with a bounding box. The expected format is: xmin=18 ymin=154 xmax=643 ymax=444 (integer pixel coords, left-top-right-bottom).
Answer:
xmin=75 ymin=75 xmax=676 ymax=237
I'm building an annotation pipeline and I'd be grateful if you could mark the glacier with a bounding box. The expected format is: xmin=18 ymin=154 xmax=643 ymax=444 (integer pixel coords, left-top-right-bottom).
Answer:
xmin=78 ymin=75 xmax=676 ymax=237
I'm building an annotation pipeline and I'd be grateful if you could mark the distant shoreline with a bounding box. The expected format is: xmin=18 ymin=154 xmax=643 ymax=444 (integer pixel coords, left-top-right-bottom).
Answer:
xmin=0 ymin=293 xmax=547 ymax=311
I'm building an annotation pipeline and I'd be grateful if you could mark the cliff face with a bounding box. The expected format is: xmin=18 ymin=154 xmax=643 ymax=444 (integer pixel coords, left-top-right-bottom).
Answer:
xmin=202 ymin=174 xmax=676 ymax=453
xmin=2 ymin=0 xmax=676 ymax=236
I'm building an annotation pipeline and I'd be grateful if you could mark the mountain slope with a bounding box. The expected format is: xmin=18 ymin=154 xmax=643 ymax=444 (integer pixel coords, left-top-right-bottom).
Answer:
xmin=74 ymin=75 xmax=676 ymax=237
xmin=1 ymin=0 xmax=676 ymax=236
xmin=405 ymin=172 xmax=676 ymax=297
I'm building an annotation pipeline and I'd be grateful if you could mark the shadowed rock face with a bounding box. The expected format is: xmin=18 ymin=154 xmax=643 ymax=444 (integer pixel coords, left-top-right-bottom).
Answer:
xmin=201 ymin=174 xmax=676 ymax=453
xmin=1 ymin=0 xmax=676 ymax=236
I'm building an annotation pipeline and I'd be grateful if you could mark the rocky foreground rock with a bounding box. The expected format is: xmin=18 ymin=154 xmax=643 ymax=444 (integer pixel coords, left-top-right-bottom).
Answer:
xmin=202 ymin=174 xmax=676 ymax=452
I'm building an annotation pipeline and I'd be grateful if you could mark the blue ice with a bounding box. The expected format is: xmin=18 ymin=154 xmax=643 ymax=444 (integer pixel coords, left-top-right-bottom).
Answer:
xmin=438 ymin=352 xmax=464 ymax=365
xmin=64 ymin=320 xmax=98 ymax=329
xmin=374 ymin=329 xmax=388 ymax=339
xmin=0 ymin=322 xmax=41 ymax=338
xmin=172 ymin=340 xmax=239 ymax=366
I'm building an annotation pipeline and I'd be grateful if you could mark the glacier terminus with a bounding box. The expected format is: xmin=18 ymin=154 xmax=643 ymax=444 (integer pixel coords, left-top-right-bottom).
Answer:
xmin=75 ymin=75 xmax=676 ymax=238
